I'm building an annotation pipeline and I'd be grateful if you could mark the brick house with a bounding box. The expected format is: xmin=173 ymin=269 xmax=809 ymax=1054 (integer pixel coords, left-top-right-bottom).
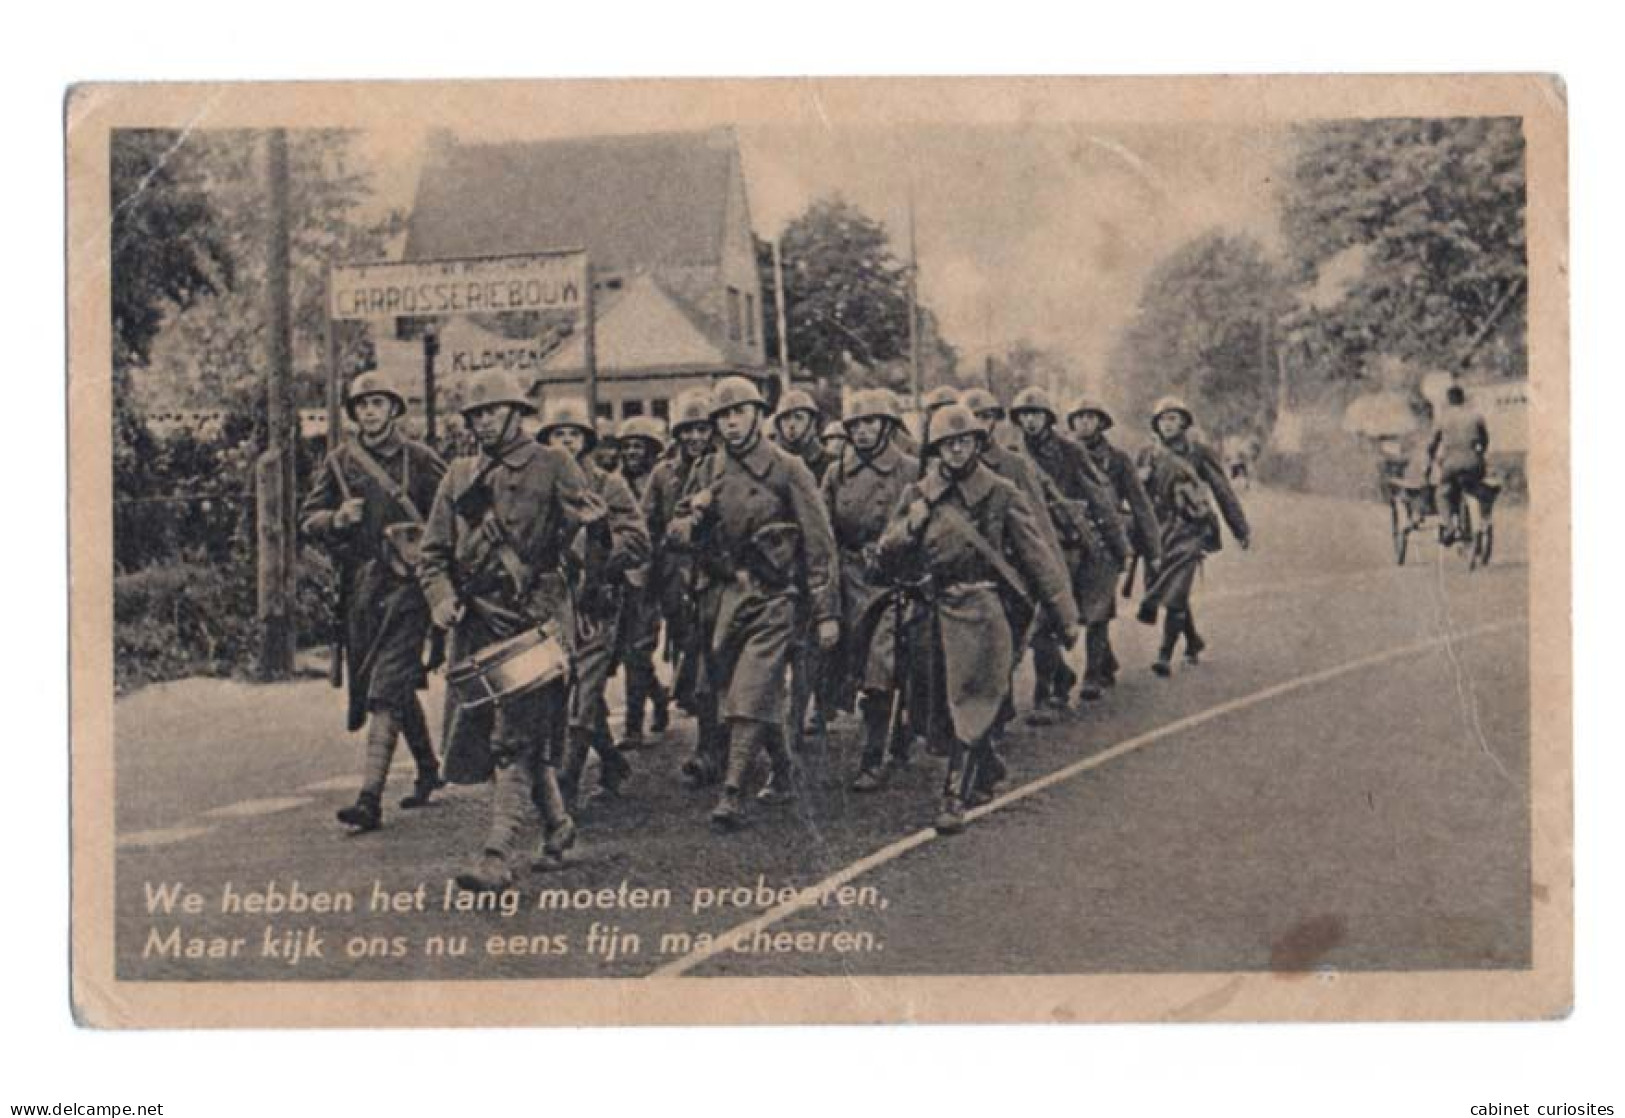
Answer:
xmin=403 ymin=126 xmax=774 ymax=423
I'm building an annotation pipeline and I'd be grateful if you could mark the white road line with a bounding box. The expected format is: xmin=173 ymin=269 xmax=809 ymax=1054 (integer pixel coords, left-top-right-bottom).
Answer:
xmin=201 ymin=796 xmax=312 ymax=819
xmin=299 ymin=775 xmax=366 ymax=792
xmin=117 ymin=825 xmax=216 ymax=850
xmin=649 ymin=617 xmax=1523 ymax=978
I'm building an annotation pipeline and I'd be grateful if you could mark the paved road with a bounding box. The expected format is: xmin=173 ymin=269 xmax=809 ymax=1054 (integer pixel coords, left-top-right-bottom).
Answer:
xmin=112 ymin=487 xmax=1531 ymax=981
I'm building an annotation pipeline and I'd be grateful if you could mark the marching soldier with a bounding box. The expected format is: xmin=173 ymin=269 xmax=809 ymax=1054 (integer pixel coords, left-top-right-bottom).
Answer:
xmin=536 ymin=399 xmax=652 ymax=809
xmin=1137 ymin=396 xmax=1251 ymax=676
xmin=644 ymin=390 xmax=715 ymax=735
xmin=875 ymin=404 xmax=1079 ymax=834
xmin=300 ymin=371 xmax=448 ymax=833
xmin=820 ymin=388 xmax=921 ymax=790
xmin=1065 ymin=397 xmax=1161 ymax=699
xmin=819 ymin=420 xmax=850 ymax=466
xmin=613 ymin=416 xmax=672 ymax=749
xmin=419 ymin=373 xmax=610 ymax=890
xmin=590 ymin=418 xmax=622 ymax=474
xmin=665 ymin=376 xmax=840 ymax=831
xmin=1009 ymin=386 xmax=1130 ymax=717
xmin=915 ymin=385 xmax=961 ymax=467
xmin=771 ymin=388 xmax=833 ymax=481
xmin=770 ymin=387 xmax=833 ymax=750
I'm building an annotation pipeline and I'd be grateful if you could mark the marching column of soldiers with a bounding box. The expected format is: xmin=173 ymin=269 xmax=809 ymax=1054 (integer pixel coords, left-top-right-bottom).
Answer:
xmin=302 ymin=372 xmax=1252 ymax=890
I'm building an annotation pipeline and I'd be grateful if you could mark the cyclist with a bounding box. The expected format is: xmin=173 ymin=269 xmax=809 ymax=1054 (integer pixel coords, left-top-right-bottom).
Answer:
xmin=1427 ymin=384 xmax=1493 ymax=545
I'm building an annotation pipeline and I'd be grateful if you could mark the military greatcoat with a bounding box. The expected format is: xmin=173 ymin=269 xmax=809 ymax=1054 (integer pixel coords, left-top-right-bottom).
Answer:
xmin=567 ymin=459 xmax=651 ymax=731
xmin=667 ymin=435 xmax=839 ymax=726
xmin=877 ymin=462 xmax=1078 ymax=744
xmin=300 ymin=431 xmax=447 ymax=732
xmin=820 ymin=436 xmax=920 ymax=698
xmin=1140 ymin=436 xmax=1249 ymax=616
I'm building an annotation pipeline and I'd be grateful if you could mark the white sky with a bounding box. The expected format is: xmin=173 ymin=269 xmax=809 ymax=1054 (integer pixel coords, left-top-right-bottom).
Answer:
xmin=358 ymin=119 xmax=1291 ymax=394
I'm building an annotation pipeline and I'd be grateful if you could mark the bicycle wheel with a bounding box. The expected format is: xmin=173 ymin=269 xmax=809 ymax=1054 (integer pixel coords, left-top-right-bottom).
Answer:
xmin=1389 ymin=494 xmax=1408 ymax=565
xmin=1456 ymin=499 xmax=1475 ymax=563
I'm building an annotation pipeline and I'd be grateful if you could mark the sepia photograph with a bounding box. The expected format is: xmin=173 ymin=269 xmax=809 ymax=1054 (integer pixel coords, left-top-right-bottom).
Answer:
xmin=65 ymin=75 xmax=1569 ymax=1026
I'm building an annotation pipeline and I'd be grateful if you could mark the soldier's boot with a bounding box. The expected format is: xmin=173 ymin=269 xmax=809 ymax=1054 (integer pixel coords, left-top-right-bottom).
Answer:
xmin=1102 ymin=643 xmax=1121 ymax=688
xmin=711 ymin=723 xmax=760 ymax=831
xmin=851 ymin=690 xmax=893 ymax=792
xmin=1051 ymin=660 xmax=1078 ymax=709
xmin=532 ymin=765 xmax=577 ymax=873
xmin=1153 ymin=611 xmax=1181 ymax=677
xmin=398 ymin=696 xmax=444 ymax=808
xmin=1182 ymin=613 xmax=1206 ymax=664
xmin=649 ymin=679 xmax=671 ymax=734
xmin=756 ymin=725 xmax=798 ymax=807
xmin=557 ymin=728 xmax=592 ymax=810
xmin=1079 ymin=624 xmax=1110 ymax=702
xmin=971 ymin=746 xmax=1008 ymax=804
xmin=481 ymin=757 xmax=536 ymax=867
xmin=336 ymin=790 xmax=382 ymax=833
xmin=587 ymin=739 xmax=632 ymax=804
xmin=340 ymin=709 xmax=400 ymax=831
xmin=683 ymin=708 xmax=726 ymax=788
xmin=620 ymin=665 xmax=649 ymax=752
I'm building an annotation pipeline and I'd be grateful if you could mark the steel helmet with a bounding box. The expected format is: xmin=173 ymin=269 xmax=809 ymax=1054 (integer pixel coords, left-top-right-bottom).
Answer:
xmin=671 ymin=389 xmax=714 ymax=435
xmin=459 ymin=372 xmax=538 ymax=416
xmin=821 ymin=420 xmax=849 ymax=443
xmin=921 ymin=386 xmax=961 ymax=412
xmin=537 ymin=398 xmax=598 ymax=450
xmin=618 ymin=415 xmax=668 ymax=453
xmin=1150 ymin=395 xmax=1194 ymax=429
xmin=925 ymin=402 xmax=987 ymax=452
xmin=843 ymin=388 xmax=902 ymax=428
xmin=1009 ymin=386 xmax=1058 ymax=424
xmin=709 ymin=375 xmax=769 ymax=417
xmin=775 ymin=388 xmax=820 ymax=420
xmin=344 ymin=370 xmax=408 ymax=419
xmin=960 ymin=387 xmax=1003 ymax=418
xmin=1066 ymin=397 xmax=1116 ymax=432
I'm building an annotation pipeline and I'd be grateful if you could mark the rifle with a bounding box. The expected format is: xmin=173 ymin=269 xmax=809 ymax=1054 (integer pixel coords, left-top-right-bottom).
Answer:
xmin=326 ymin=458 xmax=355 ymax=690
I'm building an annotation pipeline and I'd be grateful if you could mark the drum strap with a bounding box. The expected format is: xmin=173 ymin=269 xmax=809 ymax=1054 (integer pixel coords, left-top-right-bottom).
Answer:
xmin=344 ymin=442 xmax=424 ymax=526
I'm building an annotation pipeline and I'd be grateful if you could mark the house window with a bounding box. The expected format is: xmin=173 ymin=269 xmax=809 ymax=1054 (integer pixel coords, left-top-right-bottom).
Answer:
xmin=622 ymin=399 xmax=645 ymax=418
xmin=745 ymin=293 xmax=757 ymax=346
xmin=595 ymin=401 xmax=614 ymax=421
xmin=726 ymin=286 xmax=742 ymax=342
xmin=651 ymin=398 xmax=670 ymax=421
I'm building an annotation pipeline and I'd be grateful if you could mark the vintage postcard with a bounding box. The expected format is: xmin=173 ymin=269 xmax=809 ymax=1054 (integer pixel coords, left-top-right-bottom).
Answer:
xmin=66 ymin=75 xmax=1570 ymax=1027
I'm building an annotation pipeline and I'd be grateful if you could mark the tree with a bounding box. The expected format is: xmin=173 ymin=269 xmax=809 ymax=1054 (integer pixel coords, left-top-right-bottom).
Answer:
xmin=774 ymin=198 xmax=913 ymax=384
xmin=134 ymin=130 xmax=405 ymax=419
xmin=1110 ymin=232 xmax=1285 ymax=436
xmin=111 ymin=130 xmax=235 ymax=377
xmin=1277 ymin=117 xmax=1527 ymax=379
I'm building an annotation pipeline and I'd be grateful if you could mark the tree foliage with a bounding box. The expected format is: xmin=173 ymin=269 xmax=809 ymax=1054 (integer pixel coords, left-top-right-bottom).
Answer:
xmin=1111 ymin=232 xmax=1285 ymax=436
xmin=1278 ymin=117 xmax=1527 ymax=379
xmin=775 ymin=198 xmax=913 ymax=381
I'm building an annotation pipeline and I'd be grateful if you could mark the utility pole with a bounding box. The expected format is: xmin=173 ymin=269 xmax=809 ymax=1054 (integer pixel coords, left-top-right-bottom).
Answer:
xmin=422 ymin=325 xmax=440 ymax=445
xmin=907 ymin=184 xmax=921 ymax=411
xmin=256 ymin=128 xmax=296 ymax=680
xmin=584 ymin=258 xmax=599 ymax=420
xmin=772 ymin=239 xmax=791 ymax=380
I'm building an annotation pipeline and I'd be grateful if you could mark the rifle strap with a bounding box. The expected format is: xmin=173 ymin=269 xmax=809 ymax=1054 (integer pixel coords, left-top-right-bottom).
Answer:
xmin=928 ymin=497 xmax=1032 ymax=614
xmin=343 ymin=441 xmax=424 ymax=526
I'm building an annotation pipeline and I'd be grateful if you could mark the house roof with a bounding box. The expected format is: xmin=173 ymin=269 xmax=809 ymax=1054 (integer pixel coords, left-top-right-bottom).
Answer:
xmin=403 ymin=128 xmax=738 ymax=271
xmin=538 ymin=273 xmax=756 ymax=381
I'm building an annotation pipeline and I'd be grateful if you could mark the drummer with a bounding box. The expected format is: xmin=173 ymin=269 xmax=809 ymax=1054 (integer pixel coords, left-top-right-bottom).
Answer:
xmin=419 ymin=373 xmax=612 ymax=891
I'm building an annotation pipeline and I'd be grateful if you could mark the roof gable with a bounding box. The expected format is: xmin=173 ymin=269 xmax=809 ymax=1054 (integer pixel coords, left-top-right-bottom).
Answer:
xmin=404 ymin=129 xmax=737 ymax=272
xmin=540 ymin=273 xmax=751 ymax=379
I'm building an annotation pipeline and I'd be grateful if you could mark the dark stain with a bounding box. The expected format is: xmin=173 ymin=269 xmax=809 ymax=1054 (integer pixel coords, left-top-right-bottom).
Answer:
xmin=1532 ymin=882 xmax=1550 ymax=904
xmin=1052 ymin=1004 xmax=1077 ymax=1023
xmin=1270 ymin=914 xmax=1347 ymax=976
